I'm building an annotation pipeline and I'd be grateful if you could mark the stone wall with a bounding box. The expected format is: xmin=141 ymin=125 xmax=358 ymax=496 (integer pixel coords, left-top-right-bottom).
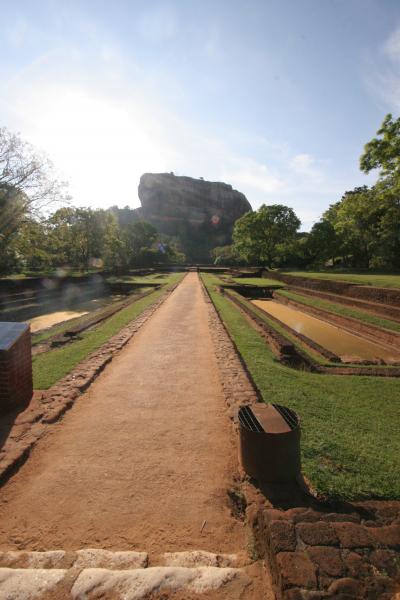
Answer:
xmin=266 ymin=272 xmax=400 ymax=307
xmin=254 ymin=503 xmax=400 ymax=599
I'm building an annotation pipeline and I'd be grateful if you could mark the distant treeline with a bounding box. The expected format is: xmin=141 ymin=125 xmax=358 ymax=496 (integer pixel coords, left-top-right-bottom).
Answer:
xmin=1 ymin=115 xmax=400 ymax=274
xmin=215 ymin=114 xmax=400 ymax=271
xmin=0 ymin=205 xmax=185 ymax=274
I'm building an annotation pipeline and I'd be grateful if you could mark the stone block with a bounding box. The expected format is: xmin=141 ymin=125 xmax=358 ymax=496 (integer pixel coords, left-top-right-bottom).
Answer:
xmin=333 ymin=522 xmax=377 ymax=548
xmin=370 ymin=549 xmax=400 ymax=578
xmin=276 ymin=551 xmax=317 ymax=590
xmin=307 ymin=546 xmax=344 ymax=577
xmin=343 ymin=551 xmax=373 ymax=578
xmin=264 ymin=508 xmax=290 ymax=522
xmin=328 ymin=577 xmax=365 ymax=598
xmin=368 ymin=524 xmax=400 ymax=548
xmin=297 ymin=522 xmax=339 ymax=546
xmin=269 ymin=520 xmax=297 ymax=553
xmin=319 ymin=513 xmax=360 ymax=524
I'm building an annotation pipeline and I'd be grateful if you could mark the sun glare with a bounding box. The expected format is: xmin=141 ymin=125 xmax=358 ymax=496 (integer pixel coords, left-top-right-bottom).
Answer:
xmin=18 ymin=85 xmax=169 ymax=208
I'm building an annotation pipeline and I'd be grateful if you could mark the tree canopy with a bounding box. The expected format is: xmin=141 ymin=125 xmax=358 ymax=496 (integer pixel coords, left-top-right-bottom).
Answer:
xmin=233 ymin=204 xmax=300 ymax=267
xmin=360 ymin=113 xmax=400 ymax=180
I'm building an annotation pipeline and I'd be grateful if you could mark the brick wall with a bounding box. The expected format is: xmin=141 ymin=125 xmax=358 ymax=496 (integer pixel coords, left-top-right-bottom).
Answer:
xmin=0 ymin=329 xmax=33 ymax=414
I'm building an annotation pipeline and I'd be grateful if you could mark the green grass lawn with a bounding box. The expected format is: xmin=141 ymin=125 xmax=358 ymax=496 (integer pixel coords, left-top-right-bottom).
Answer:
xmin=105 ymin=273 xmax=173 ymax=285
xmin=1 ymin=269 xmax=104 ymax=280
xmin=33 ymin=273 xmax=183 ymax=389
xmin=232 ymin=277 xmax=285 ymax=287
xmin=202 ymin=272 xmax=400 ymax=501
xmin=276 ymin=289 xmax=400 ymax=334
xmin=283 ymin=271 xmax=400 ymax=289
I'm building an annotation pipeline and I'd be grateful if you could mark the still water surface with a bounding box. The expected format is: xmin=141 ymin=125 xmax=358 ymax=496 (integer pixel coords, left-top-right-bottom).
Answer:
xmin=252 ymin=299 xmax=398 ymax=361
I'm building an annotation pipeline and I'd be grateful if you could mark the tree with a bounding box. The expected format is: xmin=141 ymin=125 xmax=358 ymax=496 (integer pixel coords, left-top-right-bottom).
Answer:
xmin=0 ymin=127 xmax=68 ymax=215
xmin=0 ymin=127 xmax=69 ymax=273
xmin=360 ymin=114 xmax=400 ymax=180
xmin=211 ymin=245 xmax=240 ymax=266
xmin=329 ymin=187 xmax=383 ymax=268
xmin=306 ymin=219 xmax=339 ymax=266
xmin=233 ymin=204 xmax=300 ymax=266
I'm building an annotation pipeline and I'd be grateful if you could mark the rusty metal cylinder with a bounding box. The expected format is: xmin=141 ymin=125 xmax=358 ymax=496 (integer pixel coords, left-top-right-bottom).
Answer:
xmin=238 ymin=403 xmax=301 ymax=483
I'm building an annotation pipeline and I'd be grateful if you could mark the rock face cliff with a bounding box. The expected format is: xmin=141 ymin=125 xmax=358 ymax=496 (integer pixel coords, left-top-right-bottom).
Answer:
xmin=135 ymin=173 xmax=251 ymax=261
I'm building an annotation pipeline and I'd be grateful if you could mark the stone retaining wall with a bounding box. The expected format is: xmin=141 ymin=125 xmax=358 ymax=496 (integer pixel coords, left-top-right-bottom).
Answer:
xmin=225 ymin=288 xmax=400 ymax=377
xmin=289 ymin=286 xmax=400 ymax=323
xmin=266 ymin=272 xmax=400 ymax=307
xmin=222 ymin=289 xmax=317 ymax=369
xmin=253 ymin=503 xmax=400 ymax=599
xmin=274 ymin=292 xmax=400 ymax=356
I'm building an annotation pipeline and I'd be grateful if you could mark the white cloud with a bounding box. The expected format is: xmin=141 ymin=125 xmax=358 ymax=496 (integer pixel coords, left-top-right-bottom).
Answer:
xmin=383 ymin=27 xmax=400 ymax=62
xmin=221 ymin=159 xmax=285 ymax=195
xmin=290 ymin=153 xmax=325 ymax=183
xmin=364 ymin=25 xmax=400 ymax=112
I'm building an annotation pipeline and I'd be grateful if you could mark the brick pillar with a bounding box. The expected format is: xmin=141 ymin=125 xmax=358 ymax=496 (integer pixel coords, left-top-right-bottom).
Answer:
xmin=0 ymin=323 xmax=33 ymax=414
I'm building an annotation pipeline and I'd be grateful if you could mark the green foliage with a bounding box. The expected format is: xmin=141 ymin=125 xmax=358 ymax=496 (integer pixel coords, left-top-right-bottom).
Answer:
xmin=202 ymin=273 xmax=400 ymax=500
xmin=230 ymin=115 xmax=400 ymax=272
xmin=233 ymin=204 xmax=300 ymax=266
xmin=306 ymin=179 xmax=400 ymax=270
xmin=231 ymin=276 xmax=285 ymax=287
xmin=0 ymin=127 xmax=68 ymax=273
xmin=1 ymin=205 xmax=185 ymax=275
xmin=212 ymin=244 xmax=240 ymax=265
xmin=306 ymin=220 xmax=339 ymax=266
xmin=360 ymin=113 xmax=400 ymax=179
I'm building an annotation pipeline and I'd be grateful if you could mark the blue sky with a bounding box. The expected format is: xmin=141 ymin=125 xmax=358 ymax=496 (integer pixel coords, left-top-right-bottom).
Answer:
xmin=1 ymin=0 xmax=400 ymax=229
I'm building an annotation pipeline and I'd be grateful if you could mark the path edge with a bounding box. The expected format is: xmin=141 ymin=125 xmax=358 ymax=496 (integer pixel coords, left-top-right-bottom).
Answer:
xmin=0 ymin=278 xmax=184 ymax=486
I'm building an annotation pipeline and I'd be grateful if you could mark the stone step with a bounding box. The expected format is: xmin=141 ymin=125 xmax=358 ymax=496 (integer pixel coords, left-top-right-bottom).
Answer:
xmin=0 ymin=550 xmax=245 ymax=599
xmin=0 ymin=566 xmax=242 ymax=599
xmin=0 ymin=549 xmax=239 ymax=569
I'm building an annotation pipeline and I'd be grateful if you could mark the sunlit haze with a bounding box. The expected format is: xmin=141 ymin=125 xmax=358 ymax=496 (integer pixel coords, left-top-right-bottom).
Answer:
xmin=1 ymin=0 xmax=399 ymax=228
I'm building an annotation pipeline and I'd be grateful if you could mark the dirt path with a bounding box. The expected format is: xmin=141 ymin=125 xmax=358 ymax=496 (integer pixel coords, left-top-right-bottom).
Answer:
xmin=0 ymin=274 xmax=247 ymax=560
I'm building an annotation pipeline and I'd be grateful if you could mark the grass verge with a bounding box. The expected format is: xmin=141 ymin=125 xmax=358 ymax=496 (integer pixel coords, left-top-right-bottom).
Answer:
xmin=231 ymin=277 xmax=285 ymax=287
xmin=283 ymin=271 xmax=400 ymax=289
xmin=202 ymin=272 xmax=400 ymax=500
xmin=105 ymin=273 xmax=173 ymax=285
xmin=276 ymin=289 xmax=400 ymax=334
xmin=33 ymin=274 xmax=183 ymax=389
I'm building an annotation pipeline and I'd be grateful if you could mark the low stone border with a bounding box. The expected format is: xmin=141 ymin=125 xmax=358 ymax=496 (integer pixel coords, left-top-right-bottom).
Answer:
xmin=223 ymin=287 xmax=400 ymax=378
xmin=221 ymin=287 xmax=333 ymax=370
xmin=0 ymin=281 xmax=181 ymax=485
xmin=253 ymin=503 xmax=400 ymax=599
xmin=201 ymin=276 xmax=400 ymax=600
xmin=202 ymin=280 xmax=259 ymax=419
xmin=274 ymin=291 xmax=400 ymax=358
xmin=289 ymin=285 xmax=400 ymax=324
xmin=265 ymin=272 xmax=400 ymax=308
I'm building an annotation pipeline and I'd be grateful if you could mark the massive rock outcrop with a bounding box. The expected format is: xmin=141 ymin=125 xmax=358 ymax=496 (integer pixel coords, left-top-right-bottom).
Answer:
xmin=135 ymin=173 xmax=252 ymax=261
